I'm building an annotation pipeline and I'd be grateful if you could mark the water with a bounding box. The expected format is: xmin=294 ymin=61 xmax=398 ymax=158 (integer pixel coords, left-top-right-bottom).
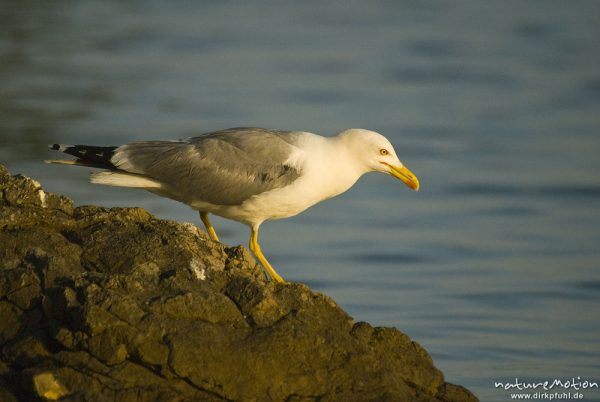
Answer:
xmin=2 ymin=1 xmax=600 ymax=400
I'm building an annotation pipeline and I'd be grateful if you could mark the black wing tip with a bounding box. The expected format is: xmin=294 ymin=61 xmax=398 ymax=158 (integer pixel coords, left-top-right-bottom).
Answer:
xmin=49 ymin=144 xmax=71 ymax=151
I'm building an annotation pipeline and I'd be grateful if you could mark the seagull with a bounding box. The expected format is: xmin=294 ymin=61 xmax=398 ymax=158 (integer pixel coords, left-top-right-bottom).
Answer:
xmin=47 ymin=127 xmax=419 ymax=283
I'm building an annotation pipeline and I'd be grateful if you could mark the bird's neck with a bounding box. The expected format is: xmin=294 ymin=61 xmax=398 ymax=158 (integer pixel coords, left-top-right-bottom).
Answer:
xmin=305 ymin=135 xmax=369 ymax=201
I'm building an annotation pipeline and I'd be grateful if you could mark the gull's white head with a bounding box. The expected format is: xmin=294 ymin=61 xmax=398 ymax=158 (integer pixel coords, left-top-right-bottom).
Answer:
xmin=337 ymin=129 xmax=419 ymax=191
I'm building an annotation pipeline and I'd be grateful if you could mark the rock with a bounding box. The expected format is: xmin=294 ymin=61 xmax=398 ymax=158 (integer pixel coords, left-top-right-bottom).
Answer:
xmin=32 ymin=372 xmax=70 ymax=400
xmin=0 ymin=164 xmax=478 ymax=402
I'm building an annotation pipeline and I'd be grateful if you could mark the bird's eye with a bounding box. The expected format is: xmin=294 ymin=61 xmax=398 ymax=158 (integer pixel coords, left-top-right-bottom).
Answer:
xmin=379 ymin=149 xmax=389 ymax=156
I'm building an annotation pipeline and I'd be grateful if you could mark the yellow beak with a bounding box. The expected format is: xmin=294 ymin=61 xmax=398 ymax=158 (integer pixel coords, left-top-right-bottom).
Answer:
xmin=388 ymin=164 xmax=420 ymax=191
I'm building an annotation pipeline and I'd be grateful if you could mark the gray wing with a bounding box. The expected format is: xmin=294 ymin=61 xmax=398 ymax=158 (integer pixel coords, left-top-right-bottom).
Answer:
xmin=111 ymin=127 xmax=303 ymax=205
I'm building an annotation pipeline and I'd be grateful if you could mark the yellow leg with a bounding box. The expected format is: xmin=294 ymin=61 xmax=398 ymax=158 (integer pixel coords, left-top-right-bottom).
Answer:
xmin=199 ymin=212 xmax=220 ymax=242
xmin=249 ymin=227 xmax=286 ymax=284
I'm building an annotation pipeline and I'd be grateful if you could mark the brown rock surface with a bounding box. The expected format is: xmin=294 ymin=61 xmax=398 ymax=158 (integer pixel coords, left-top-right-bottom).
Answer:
xmin=0 ymin=164 xmax=478 ymax=401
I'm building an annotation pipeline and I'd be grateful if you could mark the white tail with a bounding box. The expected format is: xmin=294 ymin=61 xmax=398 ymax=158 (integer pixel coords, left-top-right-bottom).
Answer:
xmin=90 ymin=171 xmax=162 ymax=189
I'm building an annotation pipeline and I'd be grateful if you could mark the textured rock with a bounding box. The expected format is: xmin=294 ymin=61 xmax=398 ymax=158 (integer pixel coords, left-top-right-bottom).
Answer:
xmin=0 ymin=164 xmax=478 ymax=401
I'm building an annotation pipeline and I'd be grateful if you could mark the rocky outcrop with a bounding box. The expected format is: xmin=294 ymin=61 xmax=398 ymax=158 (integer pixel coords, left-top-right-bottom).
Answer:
xmin=0 ymin=164 xmax=478 ymax=402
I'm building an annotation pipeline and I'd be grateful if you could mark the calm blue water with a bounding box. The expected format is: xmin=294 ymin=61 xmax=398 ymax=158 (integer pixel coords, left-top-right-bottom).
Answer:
xmin=2 ymin=2 xmax=600 ymax=400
